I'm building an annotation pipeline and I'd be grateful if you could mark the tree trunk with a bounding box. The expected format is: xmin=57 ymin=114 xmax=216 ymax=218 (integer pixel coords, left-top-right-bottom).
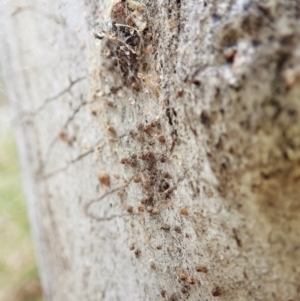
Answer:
xmin=1 ymin=0 xmax=300 ymax=300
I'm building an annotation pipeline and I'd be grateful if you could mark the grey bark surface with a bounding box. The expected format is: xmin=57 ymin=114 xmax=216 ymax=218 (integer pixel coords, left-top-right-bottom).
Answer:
xmin=1 ymin=0 xmax=300 ymax=300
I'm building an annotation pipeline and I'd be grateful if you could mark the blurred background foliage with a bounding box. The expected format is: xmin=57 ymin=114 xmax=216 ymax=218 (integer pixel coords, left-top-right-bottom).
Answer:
xmin=0 ymin=79 xmax=43 ymax=301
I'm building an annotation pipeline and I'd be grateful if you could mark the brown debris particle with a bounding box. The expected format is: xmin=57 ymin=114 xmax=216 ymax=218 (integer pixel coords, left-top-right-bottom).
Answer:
xmin=140 ymin=195 xmax=154 ymax=205
xmin=160 ymin=154 xmax=167 ymax=163
xmin=134 ymin=249 xmax=141 ymax=258
xmin=120 ymin=157 xmax=129 ymax=164
xmin=223 ymin=47 xmax=237 ymax=63
xmin=180 ymin=208 xmax=189 ymax=216
xmin=163 ymin=172 xmax=172 ymax=179
xmin=233 ymin=228 xmax=242 ymax=247
xmin=212 ymin=286 xmax=221 ymax=297
xmin=168 ymin=246 xmax=175 ymax=253
xmin=59 ymin=131 xmax=72 ymax=145
xmin=136 ymin=133 xmax=144 ymax=141
xmin=170 ymin=293 xmax=178 ymax=301
xmin=151 ymin=208 xmax=160 ymax=215
xmin=98 ymin=172 xmax=110 ymax=186
xmin=178 ymin=271 xmax=188 ymax=281
xmin=129 ymin=129 xmax=136 ymax=137
xmin=148 ymin=139 xmax=155 ymax=146
xmin=133 ymin=176 xmax=141 ymax=183
xmin=107 ymin=101 xmax=114 ymax=107
xmin=107 ymin=125 xmax=116 ymax=135
xmin=147 ymin=206 xmax=154 ymax=213
xmin=177 ymin=89 xmax=184 ymax=97
xmin=200 ymin=110 xmax=211 ymax=127
xmin=161 ymin=224 xmax=171 ymax=231
xmin=131 ymin=82 xmax=140 ymax=91
xmin=174 ymin=226 xmax=182 ymax=234
xmin=158 ymin=135 xmax=166 ymax=143
xmin=143 ymin=179 xmax=152 ymax=190
xmin=150 ymin=261 xmax=156 ymax=269
xmin=110 ymin=1 xmax=126 ymax=23
xmin=283 ymin=68 xmax=300 ymax=87
xmin=145 ymin=44 xmax=153 ymax=53
xmin=195 ymin=265 xmax=208 ymax=273
xmin=127 ymin=206 xmax=134 ymax=214
xmin=204 ymin=186 xmax=214 ymax=197
xmin=158 ymin=180 xmax=170 ymax=192
xmin=139 ymin=151 xmax=155 ymax=161
xmin=137 ymin=123 xmax=144 ymax=131
xmin=117 ymin=189 xmax=125 ymax=198
xmin=187 ymin=276 xmax=197 ymax=285
xmin=138 ymin=205 xmax=145 ymax=212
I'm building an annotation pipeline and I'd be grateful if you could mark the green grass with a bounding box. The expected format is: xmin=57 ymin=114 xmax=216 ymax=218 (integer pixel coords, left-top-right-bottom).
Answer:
xmin=0 ymin=127 xmax=43 ymax=301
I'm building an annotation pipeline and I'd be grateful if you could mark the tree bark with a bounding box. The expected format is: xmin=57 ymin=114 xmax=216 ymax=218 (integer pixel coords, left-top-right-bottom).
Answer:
xmin=1 ymin=0 xmax=300 ymax=300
